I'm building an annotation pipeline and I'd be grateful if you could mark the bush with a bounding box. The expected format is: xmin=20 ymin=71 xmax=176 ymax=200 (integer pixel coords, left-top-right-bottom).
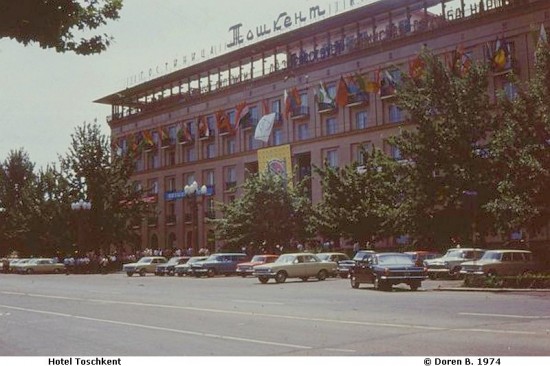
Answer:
xmin=463 ymin=273 xmax=550 ymax=289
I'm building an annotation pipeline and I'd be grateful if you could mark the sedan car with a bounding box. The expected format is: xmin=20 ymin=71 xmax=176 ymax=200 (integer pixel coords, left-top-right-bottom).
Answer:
xmin=155 ymin=256 xmax=190 ymax=276
xmin=236 ymin=254 xmax=279 ymax=277
xmin=16 ymin=258 xmax=65 ymax=274
xmin=123 ymin=256 xmax=167 ymax=277
xmin=460 ymin=249 xmax=541 ymax=277
xmin=336 ymin=250 xmax=376 ymax=279
xmin=253 ymin=253 xmax=337 ymax=284
xmin=350 ymin=252 xmax=427 ymax=291
xmin=405 ymin=251 xmax=441 ymax=267
xmin=174 ymin=256 xmax=209 ymax=276
xmin=424 ymin=248 xmax=485 ymax=278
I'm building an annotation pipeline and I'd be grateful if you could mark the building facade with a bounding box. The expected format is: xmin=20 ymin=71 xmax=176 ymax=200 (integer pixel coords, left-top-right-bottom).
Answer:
xmin=97 ymin=0 xmax=549 ymax=252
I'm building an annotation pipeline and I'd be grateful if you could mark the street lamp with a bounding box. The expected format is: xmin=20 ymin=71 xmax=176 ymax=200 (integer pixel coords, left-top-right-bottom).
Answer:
xmin=71 ymin=199 xmax=92 ymax=254
xmin=184 ymin=181 xmax=208 ymax=254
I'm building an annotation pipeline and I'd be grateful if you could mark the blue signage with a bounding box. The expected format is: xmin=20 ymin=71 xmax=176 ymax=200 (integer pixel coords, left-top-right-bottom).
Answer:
xmin=164 ymin=185 xmax=215 ymax=201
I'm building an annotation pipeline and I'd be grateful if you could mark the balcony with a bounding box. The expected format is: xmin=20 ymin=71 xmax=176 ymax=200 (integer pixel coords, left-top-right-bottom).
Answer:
xmin=147 ymin=217 xmax=158 ymax=227
xmin=225 ymin=181 xmax=237 ymax=191
xmin=205 ymin=210 xmax=216 ymax=219
xmin=318 ymin=102 xmax=337 ymax=115
xmin=166 ymin=215 xmax=176 ymax=225
xmin=346 ymin=93 xmax=369 ymax=107
xmin=178 ymin=134 xmax=194 ymax=145
xmin=160 ymin=138 xmax=174 ymax=150
xmin=290 ymin=106 xmax=310 ymax=120
xmin=380 ymin=85 xmax=397 ymax=100
xmin=184 ymin=213 xmax=193 ymax=223
xmin=241 ymin=117 xmax=258 ymax=130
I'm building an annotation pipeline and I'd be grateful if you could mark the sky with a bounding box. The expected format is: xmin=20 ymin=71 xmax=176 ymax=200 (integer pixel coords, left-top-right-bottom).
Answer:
xmin=0 ymin=0 xmax=464 ymax=169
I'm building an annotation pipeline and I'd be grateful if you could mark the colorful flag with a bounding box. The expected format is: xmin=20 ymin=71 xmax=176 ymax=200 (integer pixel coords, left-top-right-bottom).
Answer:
xmin=142 ymin=130 xmax=154 ymax=147
xmin=366 ymin=69 xmax=381 ymax=93
xmin=492 ymin=36 xmax=508 ymax=71
xmin=317 ymin=81 xmax=333 ymax=105
xmin=234 ymin=101 xmax=250 ymax=131
xmin=409 ymin=55 xmax=425 ymax=80
xmin=254 ymin=113 xmax=276 ymax=143
xmin=216 ymin=110 xmax=232 ymax=134
xmin=335 ymin=76 xmax=349 ymax=107
xmin=354 ymin=73 xmax=367 ymax=94
xmin=198 ymin=116 xmax=210 ymax=138
xmin=177 ymin=123 xmax=192 ymax=143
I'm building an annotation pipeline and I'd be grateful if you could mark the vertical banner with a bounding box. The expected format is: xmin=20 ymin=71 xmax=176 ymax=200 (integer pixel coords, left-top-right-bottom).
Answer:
xmin=257 ymin=144 xmax=293 ymax=187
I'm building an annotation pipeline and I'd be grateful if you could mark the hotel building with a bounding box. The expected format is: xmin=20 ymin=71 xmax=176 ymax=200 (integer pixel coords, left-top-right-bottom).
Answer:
xmin=96 ymin=0 xmax=549 ymax=252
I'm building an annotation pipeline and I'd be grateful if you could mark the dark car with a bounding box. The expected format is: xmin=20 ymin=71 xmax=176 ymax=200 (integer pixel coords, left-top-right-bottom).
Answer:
xmin=336 ymin=250 xmax=376 ymax=279
xmin=350 ymin=252 xmax=427 ymax=291
xmin=190 ymin=253 xmax=248 ymax=277
xmin=155 ymin=256 xmax=190 ymax=276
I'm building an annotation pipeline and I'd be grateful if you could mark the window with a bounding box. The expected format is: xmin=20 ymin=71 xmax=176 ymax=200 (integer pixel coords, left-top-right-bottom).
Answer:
xmin=300 ymin=92 xmax=308 ymax=107
xmin=325 ymin=117 xmax=337 ymax=135
xmin=325 ymin=149 xmax=338 ymax=168
xmin=271 ymin=99 xmax=281 ymax=114
xmin=207 ymin=115 xmax=216 ymax=135
xmin=225 ymin=166 xmax=237 ymax=190
xmin=148 ymin=179 xmax=158 ymax=195
xmin=326 ymin=83 xmax=337 ymax=100
xmin=297 ymin=123 xmax=309 ymax=140
xmin=503 ymin=81 xmax=518 ymax=100
xmin=388 ymin=104 xmax=403 ymax=123
xmin=165 ymin=149 xmax=176 ymax=166
xmin=165 ymin=176 xmax=176 ymax=192
xmin=225 ymin=137 xmax=236 ymax=155
xmin=273 ymin=128 xmax=283 ymax=146
xmin=356 ymin=111 xmax=368 ymax=129
xmin=185 ymin=146 xmax=196 ymax=162
xmin=249 ymin=105 xmax=259 ymax=125
xmin=352 ymin=142 xmax=372 ymax=165
xmin=168 ymin=125 xmax=178 ymax=145
xmin=390 ymin=145 xmax=402 ymax=160
xmin=148 ymin=151 xmax=159 ymax=169
xmin=205 ymin=142 xmax=216 ymax=159
xmin=204 ymin=170 xmax=215 ymax=186
xmin=228 ymin=110 xmax=236 ymax=129
xmin=246 ymin=132 xmax=260 ymax=151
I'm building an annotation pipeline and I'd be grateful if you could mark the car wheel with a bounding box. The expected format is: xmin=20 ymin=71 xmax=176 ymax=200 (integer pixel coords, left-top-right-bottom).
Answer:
xmin=258 ymin=276 xmax=269 ymax=284
xmin=449 ymin=267 xmax=462 ymax=279
xmin=26 ymin=268 xmax=33 ymax=275
xmin=374 ymin=276 xmax=390 ymax=291
xmin=240 ymin=274 xmax=247 ymax=278
xmin=300 ymin=276 xmax=309 ymax=282
xmin=126 ymin=272 xmax=134 ymax=277
xmin=139 ymin=269 xmax=146 ymax=277
xmin=275 ymin=271 xmax=287 ymax=283
xmin=317 ymin=269 xmax=328 ymax=281
xmin=428 ymin=273 xmax=437 ymax=280
xmin=206 ymin=268 xmax=216 ymax=278
xmin=410 ymin=281 xmax=421 ymax=291
xmin=53 ymin=268 xmax=61 ymax=274
xmin=350 ymin=275 xmax=360 ymax=289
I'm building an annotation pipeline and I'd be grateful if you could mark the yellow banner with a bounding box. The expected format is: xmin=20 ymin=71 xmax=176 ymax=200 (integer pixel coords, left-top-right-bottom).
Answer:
xmin=257 ymin=144 xmax=293 ymax=186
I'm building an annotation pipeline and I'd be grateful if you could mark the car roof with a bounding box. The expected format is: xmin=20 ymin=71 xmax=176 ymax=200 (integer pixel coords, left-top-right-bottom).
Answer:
xmin=485 ymin=249 xmax=532 ymax=253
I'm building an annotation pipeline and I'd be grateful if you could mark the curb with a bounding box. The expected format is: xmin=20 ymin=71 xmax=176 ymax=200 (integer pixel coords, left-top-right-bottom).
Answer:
xmin=433 ymin=287 xmax=550 ymax=293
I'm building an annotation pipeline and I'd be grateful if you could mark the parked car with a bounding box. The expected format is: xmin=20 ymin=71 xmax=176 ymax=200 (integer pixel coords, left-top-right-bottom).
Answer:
xmin=123 ymin=256 xmax=167 ymax=277
xmin=236 ymin=254 xmax=279 ymax=277
xmin=190 ymin=253 xmax=248 ymax=277
xmin=460 ymin=249 xmax=541 ymax=277
xmin=424 ymin=248 xmax=485 ymax=278
xmin=15 ymin=258 xmax=65 ymax=274
xmin=317 ymin=252 xmax=350 ymax=277
xmin=253 ymin=253 xmax=337 ymax=284
xmin=336 ymin=250 xmax=376 ymax=279
xmin=350 ymin=252 xmax=427 ymax=291
xmin=405 ymin=251 xmax=441 ymax=267
xmin=174 ymin=256 xmax=209 ymax=276
xmin=155 ymin=256 xmax=190 ymax=276
xmin=9 ymin=258 xmax=31 ymax=273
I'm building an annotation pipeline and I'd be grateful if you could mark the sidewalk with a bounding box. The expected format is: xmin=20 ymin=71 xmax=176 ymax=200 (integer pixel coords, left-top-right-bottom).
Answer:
xmin=426 ymin=279 xmax=550 ymax=292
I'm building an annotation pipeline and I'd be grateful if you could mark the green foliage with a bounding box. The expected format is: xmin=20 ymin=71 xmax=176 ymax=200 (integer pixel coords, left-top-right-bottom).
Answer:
xmin=390 ymin=48 xmax=495 ymax=247
xmin=60 ymin=121 xmax=148 ymax=252
xmin=213 ymin=172 xmax=314 ymax=253
xmin=485 ymin=40 xmax=550 ymax=236
xmin=0 ymin=0 xmax=123 ymax=55
xmin=314 ymin=148 xmax=402 ymax=243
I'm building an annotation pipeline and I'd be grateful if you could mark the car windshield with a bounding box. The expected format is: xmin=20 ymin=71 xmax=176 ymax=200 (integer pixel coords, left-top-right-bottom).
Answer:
xmin=188 ymin=257 xmax=206 ymax=263
xmin=207 ymin=255 xmax=222 ymax=261
xmin=251 ymin=255 xmax=265 ymax=262
xmin=377 ymin=255 xmax=414 ymax=266
xmin=481 ymin=252 xmax=502 ymax=260
xmin=444 ymin=250 xmax=464 ymax=259
xmin=353 ymin=252 xmax=372 ymax=261
xmin=138 ymin=258 xmax=152 ymax=264
xmin=275 ymin=255 xmax=296 ymax=264
xmin=167 ymin=257 xmax=182 ymax=264
xmin=317 ymin=254 xmax=329 ymax=261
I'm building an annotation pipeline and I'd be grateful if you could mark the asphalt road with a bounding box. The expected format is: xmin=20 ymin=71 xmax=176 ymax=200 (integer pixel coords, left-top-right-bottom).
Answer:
xmin=0 ymin=273 xmax=549 ymax=356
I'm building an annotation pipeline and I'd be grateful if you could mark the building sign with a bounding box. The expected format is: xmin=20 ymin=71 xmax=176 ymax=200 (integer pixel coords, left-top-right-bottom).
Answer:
xmin=257 ymin=144 xmax=293 ymax=187
xmin=164 ymin=185 xmax=215 ymax=202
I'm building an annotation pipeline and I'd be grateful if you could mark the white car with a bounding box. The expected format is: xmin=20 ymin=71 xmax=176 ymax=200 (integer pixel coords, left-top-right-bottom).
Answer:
xmin=123 ymin=256 xmax=167 ymax=277
xmin=16 ymin=258 xmax=65 ymax=274
xmin=253 ymin=253 xmax=337 ymax=284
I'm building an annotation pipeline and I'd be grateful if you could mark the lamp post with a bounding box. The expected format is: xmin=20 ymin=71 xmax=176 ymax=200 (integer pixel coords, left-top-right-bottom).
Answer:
xmin=184 ymin=181 xmax=208 ymax=254
xmin=71 ymin=199 xmax=92 ymax=254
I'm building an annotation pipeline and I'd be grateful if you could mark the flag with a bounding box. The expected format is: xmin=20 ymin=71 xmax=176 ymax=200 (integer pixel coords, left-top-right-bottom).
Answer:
xmin=409 ymin=55 xmax=425 ymax=80
xmin=254 ymin=113 xmax=276 ymax=143
xmin=216 ymin=110 xmax=232 ymax=134
xmin=366 ymin=69 xmax=380 ymax=93
xmin=317 ymin=81 xmax=333 ymax=104
xmin=354 ymin=73 xmax=367 ymax=95
xmin=335 ymin=76 xmax=349 ymax=107
xmin=198 ymin=116 xmax=210 ymax=138
xmin=290 ymin=87 xmax=301 ymax=109
xmin=177 ymin=123 xmax=192 ymax=143
xmin=158 ymin=126 xmax=170 ymax=146
xmin=449 ymin=45 xmax=471 ymax=76
xmin=345 ymin=75 xmax=361 ymax=95
xmin=234 ymin=101 xmax=250 ymax=130
xmin=262 ymin=99 xmax=270 ymax=115
xmin=538 ymin=23 xmax=548 ymax=49
xmin=492 ymin=36 xmax=508 ymax=71
xmin=284 ymin=89 xmax=291 ymax=119
xmin=142 ymin=130 xmax=154 ymax=149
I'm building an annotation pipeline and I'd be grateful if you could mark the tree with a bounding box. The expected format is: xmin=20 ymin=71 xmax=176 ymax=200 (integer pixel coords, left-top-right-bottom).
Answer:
xmin=60 ymin=121 xmax=148 ymax=253
xmin=0 ymin=0 xmax=123 ymax=55
xmin=213 ymin=172 xmax=314 ymax=253
xmin=485 ymin=30 xmax=550 ymax=237
xmin=390 ymin=47 xmax=495 ymax=248
xmin=313 ymin=148 xmax=402 ymax=245
xmin=0 ymin=149 xmax=40 ymax=255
